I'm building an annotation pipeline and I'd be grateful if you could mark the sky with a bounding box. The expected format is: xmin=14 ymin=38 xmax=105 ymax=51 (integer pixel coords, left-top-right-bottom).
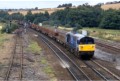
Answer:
xmin=0 ymin=0 xmax=120 ymax=9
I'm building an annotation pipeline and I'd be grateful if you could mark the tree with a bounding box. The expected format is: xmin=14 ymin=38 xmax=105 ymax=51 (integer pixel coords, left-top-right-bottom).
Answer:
xmin=100 ymin=10 xmax=120 ymax=29
xmin=44 ymin=11 xmax=49 ymax=20
xmin=33 ymin=16 xmax=47 ymax=24
xmin=35 ymin=7 xmax=38 ymax=10
xmin=0 ymin=11 xmax=9 ymax=19
xmin=57 ymin=3 xmax=72 ymax=8
xmin=10 ymin=12 xmax=24 ymax=20
xmin=51 ymin=5 xmax=102 ymax=27
xmin=25 ymin=10 xmax=34 ymax=22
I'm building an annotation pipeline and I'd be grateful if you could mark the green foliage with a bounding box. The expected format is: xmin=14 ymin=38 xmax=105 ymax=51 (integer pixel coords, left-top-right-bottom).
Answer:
xmin=0 ymin=34 xmax=9 ymax=47
xmin=27 ymin=41 xmax=42 ymax=54
xmin=0 ymin=11 xmax=9 ymax=19
xmin=57 ymin=3 xmax=72 ymax=8
xmin=25 ymin=11 xmax=49 ymax=23
xmin=78 ymin=27 xmax=120 ymax=42
xmin=72 ymin=24 xmax=82 ymax=32
xmin=48 ymin=20 xmax=56 ymax=26
xmin=65 ymin=24 xmax=71 ymax=27
xmin=33 ymin=16 xmax=48 ymax=24
xmin=50 ymin=9 xmax=69 ymax=25
xmin=42 ymin=21 xmax=50 ymax=25
xmin=10 ymin=12 xmax=24 ymax=20
xmin=50 ymin=5 xmax=102 ymax=27
xmin=25 ymin=10 xmax=34 ymax=22
xmin=1 ymin=23 xmax=18 ymax=33
xmin=0 ymin=18 xmax=6 ymax=23
xmin=41 ymin=58 xmax=47 ymax=64
xmin=100 ymin=10 xmax=120 ymax=29
xmin=49 ymin=4 xmax=120 ymax=29
xmin=44 ymin=66 xmax=53 ymax=75
xmin=44 ymin=11 xmax=49 ymax=20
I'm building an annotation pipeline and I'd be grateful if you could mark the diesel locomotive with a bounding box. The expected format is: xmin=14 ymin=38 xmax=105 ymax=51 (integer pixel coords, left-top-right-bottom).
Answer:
xmin=66 ymin=31 xmax=95 ymax=59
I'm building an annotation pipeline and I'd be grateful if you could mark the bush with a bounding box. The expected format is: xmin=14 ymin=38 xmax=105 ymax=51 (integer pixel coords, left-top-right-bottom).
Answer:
xmin=0 ymin=18 xmax=6 ymax=23
xmin=1 ymin=23 xmax=18 ymax=33
xmin=65 ymin=24 xmax=71 ymax=27
xmin=42 ymin=21 xmax=50 ymax=25
xmin=48 ymin=20 xmax=55 ymax=26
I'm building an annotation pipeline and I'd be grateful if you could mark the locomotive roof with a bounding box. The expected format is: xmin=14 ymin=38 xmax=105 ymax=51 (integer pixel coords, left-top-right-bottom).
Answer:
xmin=66 ymin=31 xmax=86 ymax=40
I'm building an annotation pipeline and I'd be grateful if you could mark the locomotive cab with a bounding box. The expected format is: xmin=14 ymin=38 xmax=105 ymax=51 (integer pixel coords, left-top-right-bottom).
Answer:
xmin=78 ymin=37 xmax=95 ymax=59
xmin=78 ymin=37 xmax=95 ymax=51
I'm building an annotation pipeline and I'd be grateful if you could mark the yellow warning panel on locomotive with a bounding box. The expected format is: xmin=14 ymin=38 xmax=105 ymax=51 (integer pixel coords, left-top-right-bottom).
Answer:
xmin=79 ymin=44 xmax=95 ymax=51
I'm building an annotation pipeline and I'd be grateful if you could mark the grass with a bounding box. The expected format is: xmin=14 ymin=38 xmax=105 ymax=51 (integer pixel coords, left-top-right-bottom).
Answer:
xmin=0 ymin=23 xmax=11 ymax=47
xmin=41 ymin=58 xmax=56 ymax=80
xmin=43 ymin=65 xmax=56 ymax=79
xmin=58 ymin=26 xmax=73 ymax=31
xmin=0 ymin=23 xmax=5 ymax=27
xmin=0 ymin=33 xmax=9 ymax=47
xmin=79 ymin=28 xmax=120 ymax=42
xmin=41 ymin=58 xmax=47 ymax=64
xmin=27 ymin=40 xmax=56 ymax=80
xmin=43 ymin=65 xmax=57 ymax=81
xmin=0 ymin=23 xmax=6 ymax=31
xmin=44 ymin=66 xmax=53 ymax=75
xmin=26 ymin=41 xmax=42 ymax=54
xmin=40 ymin=57 xmax=56 ymax=80
xmin=101 ymin=3 xmax=120 ymax=10
xmin=41 ymin=58 xmax=54 ymax=79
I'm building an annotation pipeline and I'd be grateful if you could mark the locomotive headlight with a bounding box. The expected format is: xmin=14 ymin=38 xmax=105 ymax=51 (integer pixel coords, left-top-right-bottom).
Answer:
xmin=81 ymin=46 xmax=83 ymax=49
xmin=92 ymin=46 xmax=95 ymax=48
xmin=79 ymin=46 xmax=84 ymax=51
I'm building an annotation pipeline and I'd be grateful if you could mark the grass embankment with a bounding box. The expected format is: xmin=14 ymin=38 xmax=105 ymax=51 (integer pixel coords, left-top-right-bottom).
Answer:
xmin=0 ymin=23 xmax=6 ymax=31
xmin=58 ymin=26 xmax=73 ymax=31
xmin=80 ymin=28 xmax=120 ymax=42
xmin=41 ymin=57 xmax=56 ymax=80
xmin=0 ymin=21 xmax=19 ymax=34
xmin=0 ymin=34 xmax=9 ymax=47
xmin=58 ymin=26 xmax=120 ymax=42
xmin=27 ymin=41 xmax=42 ymax=54
xmin=0 ymin=23 xmax=9 ymax=47
xmin=27 ymin=41 xmax=56 ymax=80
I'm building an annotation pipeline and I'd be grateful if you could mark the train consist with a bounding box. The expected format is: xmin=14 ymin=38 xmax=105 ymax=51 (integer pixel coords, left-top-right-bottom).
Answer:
xmin=30 ymin=24 xmax=95 ymax=59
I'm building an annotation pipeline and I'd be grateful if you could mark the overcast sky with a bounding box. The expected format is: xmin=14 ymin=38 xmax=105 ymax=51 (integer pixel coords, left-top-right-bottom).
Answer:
xmin=0 ymin=0 xmax=120 ymax=9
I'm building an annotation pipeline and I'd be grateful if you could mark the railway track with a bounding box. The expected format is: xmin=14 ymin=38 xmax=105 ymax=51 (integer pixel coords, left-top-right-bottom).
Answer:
xmin=53 ymin=34 xmax=120 ymax=80
xmin=53 ymin=35 xmax=120 ymax=80
xmin=29 ymin=28 xmax=120 ymax=81
xmin=84 ymin=60 xmax=120 ymax=81
xmin=92 ymin=60 xmax=120 ymax=80
xmin=95 ymin=39 xmax=120 ymax=53
xmin=29 ymin=28 xmax=91 ymax=80
xmin=40 ymin=32 xmax=91 ymax=80
xmin=4 ymin=34 xmax=23 ymax=81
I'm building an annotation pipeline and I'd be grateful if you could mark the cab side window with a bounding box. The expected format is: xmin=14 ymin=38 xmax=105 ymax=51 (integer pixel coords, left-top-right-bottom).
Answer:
xmin=67 ymin=34 xmax=71 ymax=43
xmin=77 ymin=40 xmax=80 ymax=44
